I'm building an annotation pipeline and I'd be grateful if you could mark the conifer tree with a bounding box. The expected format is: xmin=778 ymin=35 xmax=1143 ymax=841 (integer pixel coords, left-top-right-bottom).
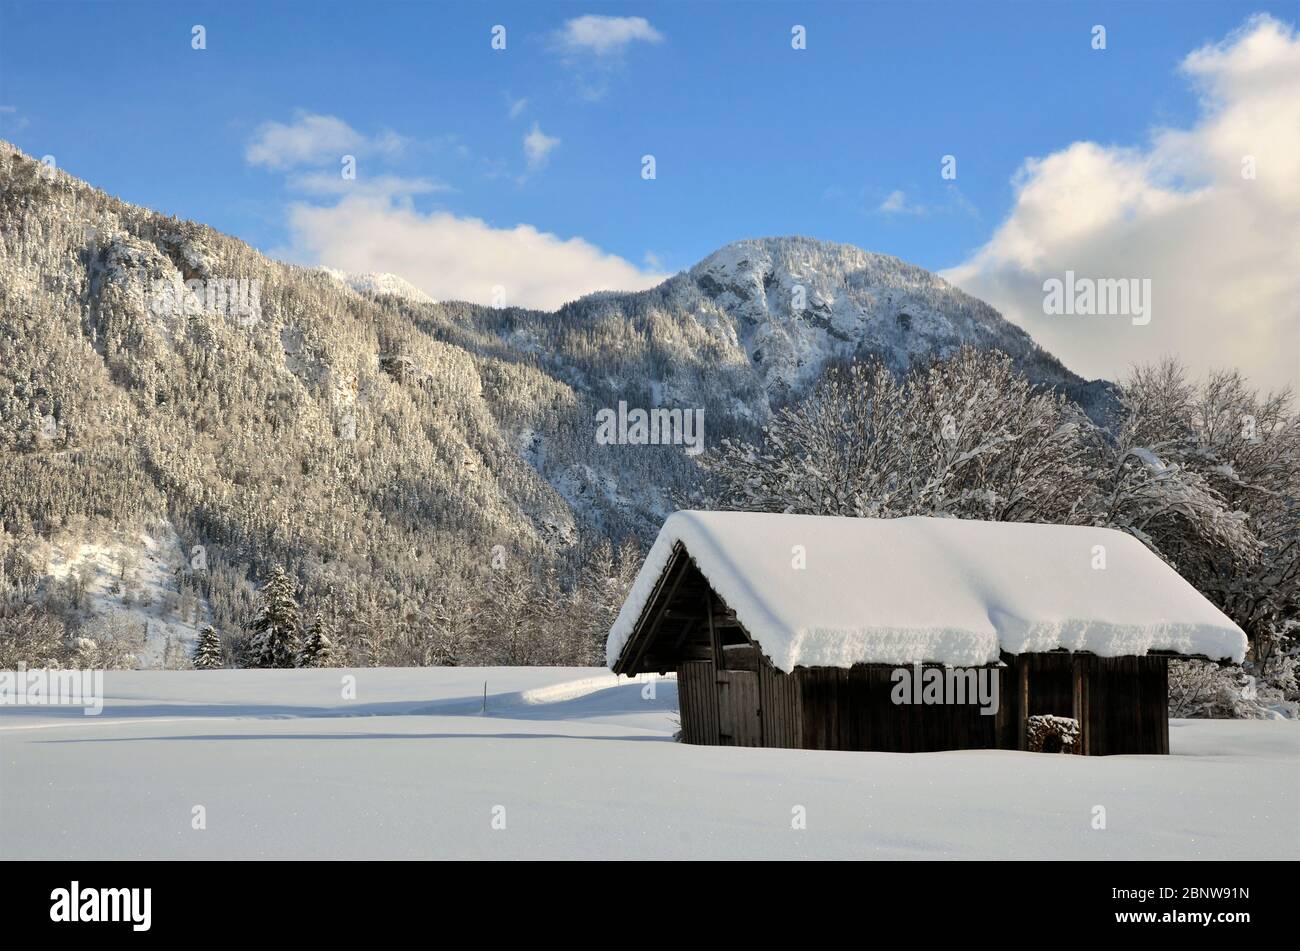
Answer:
xmin=247 ymin=566 xmax=301 ymax=668
xmin=297 ymin=612 xmax=335 ymax=668
xmin=191 ymin=624 xmax=224 ymax=669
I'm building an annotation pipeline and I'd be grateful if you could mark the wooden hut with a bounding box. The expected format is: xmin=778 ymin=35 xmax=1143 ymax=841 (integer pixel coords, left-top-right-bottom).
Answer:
xmin=607 ymin=512 xmax=1246 ymax=755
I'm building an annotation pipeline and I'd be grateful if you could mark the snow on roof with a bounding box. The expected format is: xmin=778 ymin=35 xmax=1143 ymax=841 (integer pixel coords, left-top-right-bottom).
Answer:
xmin=607 ymin=511 xmax=1247 ymax=671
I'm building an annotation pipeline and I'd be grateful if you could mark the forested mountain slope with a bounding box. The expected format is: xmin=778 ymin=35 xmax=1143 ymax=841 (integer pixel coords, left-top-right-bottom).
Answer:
xmin=0 ymin=141 xmax=1114 ymax=665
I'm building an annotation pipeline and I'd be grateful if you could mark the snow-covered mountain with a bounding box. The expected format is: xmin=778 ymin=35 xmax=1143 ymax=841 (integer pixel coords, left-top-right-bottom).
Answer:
xmin=318 ymin=267 xmax=436 ymax=305
xmin=0 ymin=141 xmax=1116 ymax=658
xmin=687 ymin=237 xmax=1080 ymax=393
xmin=688 ymin=237 xmax=1112 ymax=417
xmin=360 ymin=236 xmax=1105 ymax=401
xmin=414 ymin=235 xmax=1116 ymax=428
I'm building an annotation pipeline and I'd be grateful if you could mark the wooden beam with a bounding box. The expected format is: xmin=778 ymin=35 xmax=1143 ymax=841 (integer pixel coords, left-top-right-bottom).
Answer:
xmin=612 ymin=544 xmax=682 ymax=674
xmin=707 ymin=589 xmax=723 ymax=670
xmin=1018 ymin=659 xmax=1029 ymax=751
xmin=624 ymin=548 xmax=692 ymax=675
xmin=1072 ymin=654 xmax=1090 ymax=755
xmin=670 ymin=616 xmax=699 ymax=652
xmin=662 ymin=609 xmax=700 ymax=620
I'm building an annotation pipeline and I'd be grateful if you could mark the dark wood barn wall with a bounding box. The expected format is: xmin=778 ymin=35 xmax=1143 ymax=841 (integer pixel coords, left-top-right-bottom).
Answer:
xmin=796 ymin=663 xmax=1014 ymax=752
xmin=1080 ymin=655 xmax=1170 ymax=755
xmin=676 ymin=653 xmax=1169 ymax=755
xmin=677 ymin=659 xmax=801 ymax=748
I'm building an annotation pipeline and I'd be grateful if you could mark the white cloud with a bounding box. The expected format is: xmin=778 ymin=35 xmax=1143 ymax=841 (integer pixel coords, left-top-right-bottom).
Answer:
xmin=245 ymin=112 xmax=406 ymax=170
xmin=879 ymin=190 xmax=924 ymax=215
xmin=248 ymin=112 xmax=654 ymax=308
xmin=286 ymin=171 xmax=449 ymax=199
xmin=944 ymin=14 xmax=1300 ymax=393
xmin=275 ymin=194 xmax=667 ymax=310
xmin=554 ymin=15 xmax=664 ymax=57
xmin=504 ymin=93 xmax=528 ymax=119
xmin=523 ymin=123 xmax=560 ymax=169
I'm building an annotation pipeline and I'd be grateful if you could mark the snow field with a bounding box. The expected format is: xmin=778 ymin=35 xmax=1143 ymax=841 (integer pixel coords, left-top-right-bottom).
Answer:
xmin=1 ymin=667 xmax=1294 ymax=860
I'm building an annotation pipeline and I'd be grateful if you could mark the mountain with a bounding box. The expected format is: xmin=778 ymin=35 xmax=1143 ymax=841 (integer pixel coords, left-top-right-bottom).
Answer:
xmin=317 ymin=267 xmax=437 ymax=305
xmin=361 ymin=235 xmax=1115 ymax=424
xmin=685 ymin=238 xmax=1113 ymax=413
xmin=0 ymin=141 xmax=1114 ymax=663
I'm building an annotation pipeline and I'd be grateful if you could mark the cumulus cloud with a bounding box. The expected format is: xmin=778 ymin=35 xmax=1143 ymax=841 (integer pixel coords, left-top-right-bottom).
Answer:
xmin=553 ymin=15 xmax=663 ymax=57
xmin=523 ymin=123 xmax=560 ymax=169
xmin=245 ymin=112 xmax=406 ymax=169
xmin=943 ymin=14 xmax=1300 ymax=393
xmin=276 ymin=194 xmax=667 ymax=310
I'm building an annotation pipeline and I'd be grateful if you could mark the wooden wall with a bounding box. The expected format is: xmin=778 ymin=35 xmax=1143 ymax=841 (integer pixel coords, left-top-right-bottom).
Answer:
xmin=796 ymin=664 xmax=1007 ymax=752
xmin=1077 ymin=654 xmax=1169 ymax=755
xmin=1014 ymin=652 xmax=1169 ymax=754
xmin=759 ymin=662 xmax=802 ymax=748
xmin=676 ymin=661 xmax=718 ymax=745
xmin=676 ymin=652 xmax=1170 ymax=756
xmin=677 ymin=659 xmax=801 ymax=747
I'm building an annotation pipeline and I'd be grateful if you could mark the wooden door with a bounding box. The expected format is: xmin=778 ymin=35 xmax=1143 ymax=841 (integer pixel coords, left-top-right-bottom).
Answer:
xmin=716 ymin=670 xmax=762 ymax=746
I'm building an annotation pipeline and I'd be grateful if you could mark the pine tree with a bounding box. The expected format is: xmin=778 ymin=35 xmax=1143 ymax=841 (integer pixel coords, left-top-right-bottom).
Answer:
xmin=296 ymin=612 xmax=335 ymax=668
xmin=191 ymin=624 xmax=224 ymax=669
xmin=246 ymin=566 xmax=301 ymax=668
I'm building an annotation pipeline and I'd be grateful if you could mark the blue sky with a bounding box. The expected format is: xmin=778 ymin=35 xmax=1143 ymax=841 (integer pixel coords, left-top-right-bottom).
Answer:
xmin=1 ymin=1 xmax=1297 ymax=387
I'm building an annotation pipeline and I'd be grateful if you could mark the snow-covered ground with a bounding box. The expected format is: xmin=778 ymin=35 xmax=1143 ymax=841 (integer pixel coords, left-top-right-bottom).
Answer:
xmin=38 ymin=522 xmax=210 ymax=667
xmin=1 ymin=667 xmax=1295 ymax=860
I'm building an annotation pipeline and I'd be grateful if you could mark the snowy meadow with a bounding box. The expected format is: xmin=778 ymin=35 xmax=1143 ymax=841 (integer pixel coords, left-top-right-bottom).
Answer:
xmin=1 ymin=668 xmax=1295 ymax=860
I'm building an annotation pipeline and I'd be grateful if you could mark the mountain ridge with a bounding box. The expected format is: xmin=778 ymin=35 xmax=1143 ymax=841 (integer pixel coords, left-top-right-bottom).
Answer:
xmin=0 ymin=140 xmax=1115 ymax=661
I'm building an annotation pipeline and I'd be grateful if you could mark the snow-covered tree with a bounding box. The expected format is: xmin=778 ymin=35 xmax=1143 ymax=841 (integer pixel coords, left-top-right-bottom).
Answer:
xmin=0 ymin=604 xmax=66 ymax=668
xmin=246 ymin=566 xmax=301 ymax=669
xmin=1082 ymin=362 xmax=1259 ymax=579
xmin=192 ymin=625 xmax=224 ymax=670
xmin=424 ymin=578 xmax=475 ymax=667
xmin=1169 ymin=660 xmax=1277 ymax=719
xmin=703 ymin=348 xmax=1093 ymax=524
xmin=481 ymin=561 xmax=535 ymax=666
xmin=296 ymin=613 xmax=335 ymax=668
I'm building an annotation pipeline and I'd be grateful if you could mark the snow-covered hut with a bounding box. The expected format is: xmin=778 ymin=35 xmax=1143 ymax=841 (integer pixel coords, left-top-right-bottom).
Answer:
xmin=607 ymin=512 xmax=1247 ymax=755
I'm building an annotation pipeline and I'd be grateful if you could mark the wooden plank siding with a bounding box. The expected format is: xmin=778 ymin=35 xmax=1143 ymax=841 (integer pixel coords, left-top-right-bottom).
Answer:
xmin=715 ymin=671 xmax=763 ymax=746
xmin=1021 ymin=652 xmax=1078 ymax=720
xmin=676 ymin=660 xmax=718 ymax=745
xmin=794 ymin=665 xmax=1004 ymax=752
xmin=674 ymin=653 xmax=1169 ymax=755
xmin=759 ymin=661 xmax=802 ymax=748
xmin=1079 ymin=654 xmax=1169 ymax=755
